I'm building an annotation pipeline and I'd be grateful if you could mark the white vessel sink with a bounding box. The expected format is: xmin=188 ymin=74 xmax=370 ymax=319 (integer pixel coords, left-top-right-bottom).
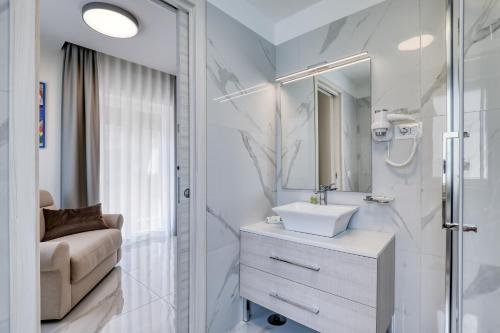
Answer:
xmin=272 ymin=202 xmax=359 ymax=237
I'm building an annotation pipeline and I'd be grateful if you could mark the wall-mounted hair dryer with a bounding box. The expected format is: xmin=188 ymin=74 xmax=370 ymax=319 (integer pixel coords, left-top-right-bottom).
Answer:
xmin=372 ymin=109 xmax=392 ymax=141
xmin=372 ymin=109 xmax=420 ymax=168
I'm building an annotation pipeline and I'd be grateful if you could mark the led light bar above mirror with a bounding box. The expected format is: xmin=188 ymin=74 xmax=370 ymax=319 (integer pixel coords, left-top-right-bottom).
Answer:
xmin=275 ymin=52 xmax=370 ymax=85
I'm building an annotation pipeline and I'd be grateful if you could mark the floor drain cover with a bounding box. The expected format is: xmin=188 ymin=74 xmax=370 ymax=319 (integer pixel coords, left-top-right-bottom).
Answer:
xmin=267 ymin=314 xmax=287 ymax=326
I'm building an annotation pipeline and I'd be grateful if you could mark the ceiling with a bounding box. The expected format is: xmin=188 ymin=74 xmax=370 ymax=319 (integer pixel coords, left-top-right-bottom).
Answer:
xmin=245 ymin=0 xmax=321 ymax=22
xmin=208 ymin=0 xmax=387 ymax=45
xmin=40 ymin=0 xmax=177 ymax=74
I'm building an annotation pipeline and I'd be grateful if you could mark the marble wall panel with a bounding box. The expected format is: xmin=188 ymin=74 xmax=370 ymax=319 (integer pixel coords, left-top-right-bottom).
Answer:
xmin=206 ymin=4 xmax=277 ymax=332
xmin=275 ymin=0 xmax=447 ymax=331
xmin=207 ymin=0 xmax=452 ymax=331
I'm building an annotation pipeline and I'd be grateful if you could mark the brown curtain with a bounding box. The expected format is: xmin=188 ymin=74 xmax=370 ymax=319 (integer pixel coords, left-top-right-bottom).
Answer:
xmin=60 ymin=42 xmax=100 ymax=208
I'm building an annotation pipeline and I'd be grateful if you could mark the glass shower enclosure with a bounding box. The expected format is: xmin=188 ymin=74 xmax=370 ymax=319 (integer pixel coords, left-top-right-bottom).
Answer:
xmin=444 ymin=0 xmax=500 ymax=331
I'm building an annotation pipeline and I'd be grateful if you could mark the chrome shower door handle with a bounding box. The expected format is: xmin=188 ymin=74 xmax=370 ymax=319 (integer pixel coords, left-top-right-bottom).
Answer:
xmin=442 ymin=132 xmax=459 ymax=230
xmin=463 ymin=225 xmax=478 ymax=233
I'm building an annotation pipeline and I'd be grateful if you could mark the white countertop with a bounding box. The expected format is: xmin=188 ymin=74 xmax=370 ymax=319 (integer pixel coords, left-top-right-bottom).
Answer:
xmin=241 ymin=222 xmax=395 ymax=259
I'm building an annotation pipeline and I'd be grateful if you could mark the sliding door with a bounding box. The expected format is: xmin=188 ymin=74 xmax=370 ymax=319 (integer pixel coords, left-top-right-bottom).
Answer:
xmin=460 ymin=0 xmax=500 ymax=331
xmin=175 ymin=8 xmax=190 ymax=333
xmin=445 ymin=0 xmax=500 ymax=331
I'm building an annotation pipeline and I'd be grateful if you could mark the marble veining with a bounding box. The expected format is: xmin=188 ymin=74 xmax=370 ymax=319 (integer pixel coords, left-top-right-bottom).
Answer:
xmin=319 ymin=18 xmax=347 ymax=55
xmin=463 ymin=264 xmax=500 ymax=300
xmin=259 ymin=39 xmax=276 ymax=71
xmin=207 ymin=4 xmax=277 ymax=332
xmin=360 ymin=0 xmax=392 ymax=51
xmin=465 ymin=0 xmax=500 ymax=52
xmin=240 ymin=130 xmax=275 ymax=205
xmin=281 ymin=140 xmax=302 ymax=188
xmin=421 ymin=65 xmax=447 ymax=113
xmin=387 ymin=204 xmax=415 ymax=244
xmin=207 ymin=40 xmax=265 ymax=133
xmin=420 ymin=204 xmax=441 ymax=230
xmin=207 ymin=205 xmax=240 ymax=240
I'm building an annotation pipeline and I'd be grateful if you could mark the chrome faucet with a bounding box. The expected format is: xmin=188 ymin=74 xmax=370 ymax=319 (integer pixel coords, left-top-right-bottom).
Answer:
xmin=316 ymin=184 xmax=338 ymax=205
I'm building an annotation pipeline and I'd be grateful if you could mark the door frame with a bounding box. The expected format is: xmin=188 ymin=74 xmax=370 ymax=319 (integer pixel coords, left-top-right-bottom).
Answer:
xmin=8 ymin=0 xmax=207 ymax=332
xmin=8 ymin=0 xmax=40 ymax=332
xmin=316 ymin=79 xmax=342 ymax=190
xmin=166 ymin=1 xmax=207 ymax=332
xmin=444 ymin=0 xmax=466 ymax=331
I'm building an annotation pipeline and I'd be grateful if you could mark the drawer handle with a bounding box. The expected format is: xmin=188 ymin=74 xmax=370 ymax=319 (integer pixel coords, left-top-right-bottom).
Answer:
xmin=269 ymin=255 xmax=320 ymax=272
xmin=269 ymin=291 xmax=320 ymax=315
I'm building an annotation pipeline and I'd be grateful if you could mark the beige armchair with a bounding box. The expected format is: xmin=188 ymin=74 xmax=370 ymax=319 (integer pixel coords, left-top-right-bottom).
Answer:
xmin=39 ymin=190 xmax=123 ymax=320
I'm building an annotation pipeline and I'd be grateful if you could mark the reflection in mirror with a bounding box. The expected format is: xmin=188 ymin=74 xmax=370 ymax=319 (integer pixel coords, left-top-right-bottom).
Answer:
xmin=281 ymin=77 xmax=316 ymax=189
xmin=280 ymin=57 xmax=372 ymax=193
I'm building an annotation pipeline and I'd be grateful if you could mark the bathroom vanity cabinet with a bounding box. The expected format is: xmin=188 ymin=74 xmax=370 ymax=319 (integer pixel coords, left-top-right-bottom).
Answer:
xmin=240 ymin=222 xmax=395 ymax=333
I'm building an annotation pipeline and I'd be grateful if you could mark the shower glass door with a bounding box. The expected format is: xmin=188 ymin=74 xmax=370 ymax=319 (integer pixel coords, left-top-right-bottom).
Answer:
xmin=458 ymin=0 xmax=500 ymax=331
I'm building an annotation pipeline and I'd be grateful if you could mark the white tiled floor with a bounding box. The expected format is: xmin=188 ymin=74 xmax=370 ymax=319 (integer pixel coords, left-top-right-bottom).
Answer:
xmin=41 ymin=234 xmax=316 ymax=333
xmin=41 ymin=235 xmax=176 ymax=333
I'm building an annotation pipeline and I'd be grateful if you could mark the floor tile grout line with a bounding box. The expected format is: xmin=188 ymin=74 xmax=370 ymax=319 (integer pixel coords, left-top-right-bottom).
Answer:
xmin=91 ymin=271 xmax=160 ymax=321
xmin=91 ymin=272 xmax=175 ymax=323
xmin=121 ymin=267 xmax=175 ymax=300
xmin=105 ymin=298 xmax=168 ymax=324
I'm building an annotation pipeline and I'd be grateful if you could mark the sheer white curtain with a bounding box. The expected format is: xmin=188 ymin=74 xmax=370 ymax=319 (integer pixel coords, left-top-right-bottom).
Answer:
xmin=98 ymin=53 xmax=175 ymax=242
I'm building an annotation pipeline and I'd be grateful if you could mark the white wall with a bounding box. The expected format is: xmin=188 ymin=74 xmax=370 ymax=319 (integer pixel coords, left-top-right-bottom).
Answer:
xmin=39 ymin=43 xmax=63 ymax=206
xmin=0 ymin=0 xmax=10 ymax=330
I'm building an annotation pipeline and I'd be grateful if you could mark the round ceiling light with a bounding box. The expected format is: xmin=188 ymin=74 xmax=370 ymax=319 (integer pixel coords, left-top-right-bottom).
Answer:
xmin=82 ymin=2 xmax=139 ymax=38
xmin=398 ymin=34 xmax=434 ymax=51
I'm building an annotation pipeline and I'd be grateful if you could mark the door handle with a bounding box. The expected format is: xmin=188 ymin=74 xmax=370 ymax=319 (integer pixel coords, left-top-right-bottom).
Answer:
xmin=269 ymin=291 xmax=320 ymax=314
xmin=269 ymin=255 xmax=320 ymax=272
xmin=442 ymin=132 xmax=459 ymax=230
xmin=463 ymin=225 xmax=478 ymax=233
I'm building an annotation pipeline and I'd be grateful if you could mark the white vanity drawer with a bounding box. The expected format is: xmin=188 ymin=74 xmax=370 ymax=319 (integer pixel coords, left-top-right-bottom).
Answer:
xmin=240 ymin=265 xmax=376 ymax=333
xmin=241 ymin=231 xmax=377 ymax=307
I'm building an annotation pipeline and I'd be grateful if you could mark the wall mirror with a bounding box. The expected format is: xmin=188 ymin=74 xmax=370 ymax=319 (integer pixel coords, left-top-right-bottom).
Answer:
xmin=280 ymin=55 xmax=372 ymax=193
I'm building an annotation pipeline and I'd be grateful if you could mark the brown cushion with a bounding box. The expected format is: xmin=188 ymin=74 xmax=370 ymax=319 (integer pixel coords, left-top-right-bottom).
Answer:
xmin=42 ymin=204 xmax=108 ymax=241
xmin=39 ymin=190 xmax=56 ymax=241
xmin=49 ymin=229 xmax=122 ymax=282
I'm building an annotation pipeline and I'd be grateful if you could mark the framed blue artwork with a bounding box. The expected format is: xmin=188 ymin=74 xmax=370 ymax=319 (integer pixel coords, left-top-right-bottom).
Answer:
xmin=39 ymin=82 xmax=46 ymax=148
